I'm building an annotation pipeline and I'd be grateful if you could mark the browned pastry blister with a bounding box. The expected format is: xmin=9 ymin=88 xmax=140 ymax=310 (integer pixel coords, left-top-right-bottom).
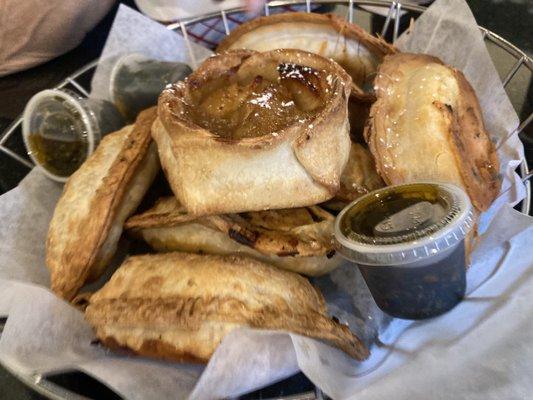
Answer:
xmin=125 ymin=197 xmax=342 ymax=276
xmin=85 ymin=252 xmax=370 ymax=362
xmin=364 ymin=53 xmax=500 ymax=212
xmin=153 ymin=49 xmax=352 ymax=215
xmin=46 ymin=108 xmax=160 ymax=300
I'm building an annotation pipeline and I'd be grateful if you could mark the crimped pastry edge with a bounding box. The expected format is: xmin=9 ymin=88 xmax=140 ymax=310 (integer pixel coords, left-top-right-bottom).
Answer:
xmin=46 ymin=108 xmax=158 ymax=300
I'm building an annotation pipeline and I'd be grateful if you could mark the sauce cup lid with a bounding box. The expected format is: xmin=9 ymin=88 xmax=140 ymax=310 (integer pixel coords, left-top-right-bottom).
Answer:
xmin=22 ymin=89 xmax=97 ymax=182
xmin=334 ymin=182 xmax=474 ymax=266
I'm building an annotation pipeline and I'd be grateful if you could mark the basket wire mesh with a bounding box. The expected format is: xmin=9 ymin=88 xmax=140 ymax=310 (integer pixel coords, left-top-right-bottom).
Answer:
xmin=0 ymin=1 xmax=531 ymax=399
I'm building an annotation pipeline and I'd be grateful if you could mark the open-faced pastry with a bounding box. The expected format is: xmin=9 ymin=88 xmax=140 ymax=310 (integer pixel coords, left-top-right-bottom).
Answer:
xmin=323 ymin=142 xmax=384 ymax=211
xmin=217 ymin=12 xmax=395 ymax=91
xmin=365 ymin=53 xmax=500 ymax=212
xmin=46 ymin=108 xmax=160 ymax=300
xmin=153 ymin=49 xmax=352 ymax=215
xmin=85 ymin=252 xmax=369 ymax=362
xmin=216 ymin=13 xmax=396 ymax=142
xmin=125 ymin=197 xmax=341 ymax=276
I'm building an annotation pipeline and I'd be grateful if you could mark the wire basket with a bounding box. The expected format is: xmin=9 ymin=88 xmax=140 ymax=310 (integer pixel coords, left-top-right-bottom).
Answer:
xmin=0 ymin=1 xmax=531 ymax=399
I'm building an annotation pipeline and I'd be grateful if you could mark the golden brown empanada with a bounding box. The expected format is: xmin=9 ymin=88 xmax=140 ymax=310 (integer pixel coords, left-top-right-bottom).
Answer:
xmin=153 ymin=49 xmax=352 ymax=215
xmin=365 ymin=53 xmax=500 ymax=211
xmin=85 ymin=252 xmax=369 ymax=362
xmin=323 ymin=142 xmax=384 ymax=211
xmin=125 ymin=197 xmax=341 ymax=276
xmin=46 ymin=108 xmax=160 ymax=300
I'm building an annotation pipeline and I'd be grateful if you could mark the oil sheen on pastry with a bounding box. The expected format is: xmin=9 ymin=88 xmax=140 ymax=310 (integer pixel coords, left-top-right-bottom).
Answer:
xmin=153 ymin=49 xmax=352 ymax=215
xmin=46 ymin=108 xmax=160 ymax=300
xmin=85 ymin=252 xmax=369 ymax=362
xmin=365 ymin=53 xmax=500 ymax=211
xmin=126 ymin=197 xmax=341 ymax=276
xmin=217 ymin=13 xmax=396 ymax=143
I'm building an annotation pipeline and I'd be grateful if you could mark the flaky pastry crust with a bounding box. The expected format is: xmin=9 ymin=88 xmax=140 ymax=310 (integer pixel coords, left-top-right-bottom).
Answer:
xmin=126 ymin=197 xmax=341 ymax=276
xmin=85 ymin=253 xmax=369 ymax=362
xmin=364 ymin=53 xmax=500 ymax=211
xmin=46 ymin=108 xmax=160 ymax=300
xmin=154 ymin=49 xmax=352 ymax=215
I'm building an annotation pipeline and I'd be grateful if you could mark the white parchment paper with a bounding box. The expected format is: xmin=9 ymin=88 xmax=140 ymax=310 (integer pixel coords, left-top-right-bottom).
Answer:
xmin=0 ymin=1 xmax=532 ymax=399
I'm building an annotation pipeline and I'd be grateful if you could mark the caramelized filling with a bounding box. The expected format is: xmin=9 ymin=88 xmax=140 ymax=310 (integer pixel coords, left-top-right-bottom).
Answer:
xmin=184 ymin=63 xmax=329 ymax=139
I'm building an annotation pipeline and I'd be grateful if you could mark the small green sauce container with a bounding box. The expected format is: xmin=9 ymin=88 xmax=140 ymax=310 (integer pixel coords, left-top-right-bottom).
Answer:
xmin=334 ymin=182 xmax=474 ymax=320
xmin=23 ymin=89 xmax=123 ymax=182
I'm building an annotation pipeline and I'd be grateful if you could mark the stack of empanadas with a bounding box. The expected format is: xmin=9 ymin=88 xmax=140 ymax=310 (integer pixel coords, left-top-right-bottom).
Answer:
xmin=45 ymin=12 xmax=500 ymax=368
xmin=125 ymin=197 xmax=341 ymax=276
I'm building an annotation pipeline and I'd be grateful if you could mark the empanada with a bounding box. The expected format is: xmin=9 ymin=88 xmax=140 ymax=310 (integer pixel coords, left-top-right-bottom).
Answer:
xmin=365 ymin=53 xmax=500 ymax=211
xmin=85 ymin=252 xmax=369 ymax=362
xmin=153 ymin=49 xmax=352 ymax=215
xmin=46 ymin=108 xmax=160 ymax=300
xmin=323 ymin=142 xmax=384 ymax=211
xmin=125 ymin=197 xmax=341 ymax=276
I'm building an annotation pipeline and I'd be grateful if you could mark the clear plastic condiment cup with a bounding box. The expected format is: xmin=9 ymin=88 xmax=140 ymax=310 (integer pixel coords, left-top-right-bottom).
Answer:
xmin=334 ymin=182 xmax=474 ymax=320
xmin=109 ymin=53 xmax=192 ymax=122
xmin=22 ymin=89 xmax=124 ymax=182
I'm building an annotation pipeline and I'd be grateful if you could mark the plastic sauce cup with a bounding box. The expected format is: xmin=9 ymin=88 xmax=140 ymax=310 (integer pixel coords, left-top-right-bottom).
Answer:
xmin=109 ymin=53 xmax=192 ymax=122
xmin=334 ymin=182 xmax=474 ymax=320
xmin=22 ymin=89 xmax=124 ymax=182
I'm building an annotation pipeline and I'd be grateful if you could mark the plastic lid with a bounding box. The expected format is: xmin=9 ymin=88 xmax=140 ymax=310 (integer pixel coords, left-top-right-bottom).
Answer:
xmin=22 ymin=89 xmax=97 ymax=182
xmin=334 ymin=182 xmax=474 ymax=266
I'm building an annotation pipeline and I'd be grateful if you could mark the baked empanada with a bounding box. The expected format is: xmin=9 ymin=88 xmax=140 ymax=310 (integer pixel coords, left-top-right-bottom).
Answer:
xmin=85 ymin=253 xmax=369 ymax=362
xmin=46 ymin=108 xmax=160 ymax=300
xmin=153 ymin=49 xmax=352 ymax=215
xmin=365 ymin=53 xmax=500 ymax=211
xmin=323 ymin=142 xmax=384 ymax=211
xmin=125 ymin=197 xmax=341 ymax=276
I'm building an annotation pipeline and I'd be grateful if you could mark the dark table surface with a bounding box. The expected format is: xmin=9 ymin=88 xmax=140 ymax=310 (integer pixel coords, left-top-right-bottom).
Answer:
xmin=0 ymin=1 xmax=531 ymax=399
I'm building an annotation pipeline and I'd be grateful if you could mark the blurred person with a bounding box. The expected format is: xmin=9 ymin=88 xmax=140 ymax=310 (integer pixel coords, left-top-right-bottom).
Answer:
xmin=0 ymin=0 xmax=270 ymax=76
xmin=0 ymin=0 xmax=116 ymax=76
